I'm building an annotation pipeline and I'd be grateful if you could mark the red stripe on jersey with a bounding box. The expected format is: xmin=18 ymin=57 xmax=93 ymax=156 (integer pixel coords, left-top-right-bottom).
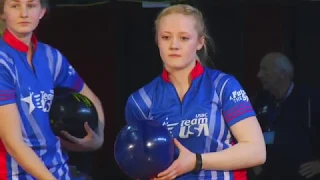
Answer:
xmin=0 ymin=94 xmax=15 ymax=101
xmin=0 ymin=141 xmax=8 ymax=179
xmin=233 ymin=169 xmax=247 ymax=180
xmin=0 ymin=90 xmax=16 ymax=101
xmin=224 ymin=104 xmax=253 ymax=123
xmin=72 ymin=77 xmax=83 ymax=92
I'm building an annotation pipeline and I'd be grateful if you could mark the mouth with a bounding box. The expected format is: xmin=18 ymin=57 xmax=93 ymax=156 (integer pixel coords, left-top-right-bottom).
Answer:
xmin=168 ymin=54 xmax=181 ymax=58
xmin=260 ymin=80 xmax=269 ymax=86
xmin=18 ymin=22 xmax=30 ymax=25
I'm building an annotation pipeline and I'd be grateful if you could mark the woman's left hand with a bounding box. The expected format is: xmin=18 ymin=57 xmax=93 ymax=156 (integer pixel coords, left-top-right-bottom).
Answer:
xmin=59 ymin=122 xmax=103 ymax=152
xmin=153 ymin=139 xmax=196 ymax=180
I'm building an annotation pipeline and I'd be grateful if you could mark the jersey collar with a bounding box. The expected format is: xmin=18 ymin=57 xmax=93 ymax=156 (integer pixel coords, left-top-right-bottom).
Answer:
xmin=3 ymin=29 xmax=38 ymax=53
xmin=161 ymin=61 xmax=204 ymax=82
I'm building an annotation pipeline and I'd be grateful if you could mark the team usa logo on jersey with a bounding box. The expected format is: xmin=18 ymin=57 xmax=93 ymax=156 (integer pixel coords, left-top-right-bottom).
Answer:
xmin=21 ymin=88 xmax=54 ymax=114
xmin=163 ymin=113 xmax=209 ymax=139
xmin=229 ymin=89 xmax=249 ymax=103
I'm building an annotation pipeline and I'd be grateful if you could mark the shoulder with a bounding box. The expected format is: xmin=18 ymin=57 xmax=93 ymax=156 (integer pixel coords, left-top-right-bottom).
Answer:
xmin=204 ymin=68 xmax=242 ymax=92
xmin=0 ymin=41 xmax=16 ymax=82
xmin=292 ymin=83 xmax=320 ymax=100
xmin=126 ymin=76 xmax=163 ymax=110
xmin=0 ymin=40 xmax=15 ymax=68
xmin=37 ymin=42 xmax=56 ymax=51
xmin=125 ymin=76 xmax=162 ymax=120
xmin=205 ymin=68 xmax=237 ymax=83
xmin=37 ymin=42 xmax=64 ymax=59
xmin=128 ymin=76 xmax=162 ymax=101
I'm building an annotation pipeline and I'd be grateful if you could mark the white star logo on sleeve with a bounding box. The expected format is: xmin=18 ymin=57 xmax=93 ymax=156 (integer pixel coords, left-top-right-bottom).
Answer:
xmin=68 ymin=65 xmax=75 ymax=76
xmin=21 ymin=92 xmax=35 ymax=114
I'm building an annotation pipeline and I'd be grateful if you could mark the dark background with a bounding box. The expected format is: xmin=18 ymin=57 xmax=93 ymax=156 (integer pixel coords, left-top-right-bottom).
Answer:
xmin=34 ymin=0 xmax=320 ymax=178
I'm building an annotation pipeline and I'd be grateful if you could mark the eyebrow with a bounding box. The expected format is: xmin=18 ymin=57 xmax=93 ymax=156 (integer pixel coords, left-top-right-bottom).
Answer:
xmin=162 ymin=31 xmax=190 ymax=35
xmin=11 ymin=0 xmax=35 ymax=2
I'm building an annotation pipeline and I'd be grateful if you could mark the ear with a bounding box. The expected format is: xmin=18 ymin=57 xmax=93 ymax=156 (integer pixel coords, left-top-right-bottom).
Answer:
xmin=197 ymin=36 xmax=205 ymax=51
xmin=39 ymin=8 xmax=47 ymax=19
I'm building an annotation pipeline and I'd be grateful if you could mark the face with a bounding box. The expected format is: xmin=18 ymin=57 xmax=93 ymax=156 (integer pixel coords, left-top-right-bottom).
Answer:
xmin=157 ymin=13 xmax=204 ymax=71
xmin=257 ymin=58 xmax=282 ymax=91
xmin=2 ymin=0 xmax=46 ymax=36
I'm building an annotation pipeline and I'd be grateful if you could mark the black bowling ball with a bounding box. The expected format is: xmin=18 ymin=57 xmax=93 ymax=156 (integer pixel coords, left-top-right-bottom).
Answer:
xmin=50 ymin=87 xmax=98 ymax=138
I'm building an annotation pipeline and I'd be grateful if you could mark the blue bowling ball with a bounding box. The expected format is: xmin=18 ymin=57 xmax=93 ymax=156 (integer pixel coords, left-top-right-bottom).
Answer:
xmin=114 ymin=120 xmax=174 ymax=179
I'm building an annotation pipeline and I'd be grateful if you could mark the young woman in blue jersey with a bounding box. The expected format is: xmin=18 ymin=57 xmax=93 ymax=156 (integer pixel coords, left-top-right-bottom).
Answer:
xmin=125 ymin=4 xmax=266 ymax=180
xmin=0 ymin=0 xmax=105 ymax=179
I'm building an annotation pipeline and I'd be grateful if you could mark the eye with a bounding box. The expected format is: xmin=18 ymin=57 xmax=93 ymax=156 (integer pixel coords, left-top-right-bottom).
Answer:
xmin=27 ymin=3 xmax=37 ymax=8
xmin=161 ymin=36 xmax=170 ymax=40
xmin=11 ymin=4 xmax=19 ymax=8
xmin=181 ymin=37 xmax=189 ymax=40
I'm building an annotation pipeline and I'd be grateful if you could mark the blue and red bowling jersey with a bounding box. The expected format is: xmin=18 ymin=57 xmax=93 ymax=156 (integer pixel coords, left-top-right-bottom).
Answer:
xmin=0 ymin=30 xmax=84 ymax=179
xmin=125 ymin=62 xmax=256 ymax=180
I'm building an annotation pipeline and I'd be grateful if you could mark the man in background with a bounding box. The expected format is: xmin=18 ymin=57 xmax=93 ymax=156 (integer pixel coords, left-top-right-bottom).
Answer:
xmin=250 ymin=52 xmax=320 ymax=180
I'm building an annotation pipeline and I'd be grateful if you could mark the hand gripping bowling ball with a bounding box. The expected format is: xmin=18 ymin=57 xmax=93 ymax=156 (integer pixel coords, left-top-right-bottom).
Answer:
xmin=49 ymin=87 xmax=99 ymax=139
xmin=114 ymin=120 xmax=174 ymax=179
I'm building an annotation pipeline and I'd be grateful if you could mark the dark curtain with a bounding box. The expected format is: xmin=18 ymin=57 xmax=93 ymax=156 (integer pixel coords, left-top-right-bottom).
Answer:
xmin=242 ymin=5 xmax=290 ymax=95
xmin=294 ymin=1 xmax=320 ymax=89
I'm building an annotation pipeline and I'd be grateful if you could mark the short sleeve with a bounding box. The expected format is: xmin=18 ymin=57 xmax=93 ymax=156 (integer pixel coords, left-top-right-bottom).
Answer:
xmin=53 ymin=50 xmax=84 ymax=92
xmin=0 ymin=62 xmax=16 ymax=106
xmin=221 ymin=76 xmax=256 ymax=127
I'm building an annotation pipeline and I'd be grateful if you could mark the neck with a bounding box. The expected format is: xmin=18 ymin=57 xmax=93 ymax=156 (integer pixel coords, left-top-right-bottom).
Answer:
xmin=167 ymin=61 xmax=196 ymax=91
xmin=18 ymin=33 xmax=32 ymax=47
xmin=169 ymin=70 xmax=191 ymax=90
xmin=271 ymin=79 xmax=292 ymax=100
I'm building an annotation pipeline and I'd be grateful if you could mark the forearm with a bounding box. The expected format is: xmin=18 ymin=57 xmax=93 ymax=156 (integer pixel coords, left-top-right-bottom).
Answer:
xmin=3 ymin=140 xmax=55 ymax=180
xmin=77 ymin=85 xmax=105 ymax=151
xmin=91 ymin=96 xmax=105 ymax=137
xmin=79 ymin=85 xmax=105 ymax=137
xmin=202 ymin=142 xmax=266 ymax=171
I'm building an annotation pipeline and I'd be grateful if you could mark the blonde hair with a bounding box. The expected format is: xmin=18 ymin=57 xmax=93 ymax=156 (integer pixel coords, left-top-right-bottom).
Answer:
xmin=154 ymin=4 xmax=215 ymax=67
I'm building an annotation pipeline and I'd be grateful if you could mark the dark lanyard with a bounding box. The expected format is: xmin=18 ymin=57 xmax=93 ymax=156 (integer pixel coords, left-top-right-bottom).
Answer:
xmin=266 ymin=103 xmax=281 ymax=131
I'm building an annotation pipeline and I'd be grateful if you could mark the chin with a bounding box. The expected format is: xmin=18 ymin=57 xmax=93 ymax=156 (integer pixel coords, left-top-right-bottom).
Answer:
xmin=12 ymin=26 xmax=36 ymax=35
xmin=262 ymin=85 xmax=272 ymax=93
xmin=165 ymin=62 xmax=190 ymax=70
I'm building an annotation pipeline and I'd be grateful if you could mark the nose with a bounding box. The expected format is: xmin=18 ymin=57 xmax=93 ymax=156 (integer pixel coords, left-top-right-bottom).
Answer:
xmin=19 ymin=6 xmax=28 ymax=18
xmin=169 ymin=37 xmax=180 ymax=50
xmin=257 ymin=71 xmax=262 ymax=79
